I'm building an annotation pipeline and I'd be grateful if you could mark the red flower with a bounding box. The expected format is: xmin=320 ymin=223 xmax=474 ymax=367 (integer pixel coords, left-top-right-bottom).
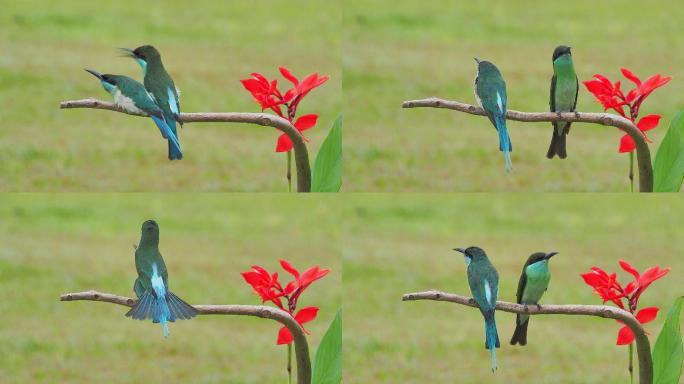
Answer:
xmin=581 ymin=260 xmax=670 ymax=345
xmin=583 ymin=68 xmax=671 ymax=153
xmin=242 ymin=259 xmax=330 ymax=345
xmin=240 ymin=67 xmax=329 ymax=152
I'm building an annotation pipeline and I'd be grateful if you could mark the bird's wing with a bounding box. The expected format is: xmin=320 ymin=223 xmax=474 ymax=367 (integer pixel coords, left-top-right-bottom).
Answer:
xmin=516 ymin=264 xmax=527 ymax=304
xmin=468 ymin=268 xmax=496 ymax=312
xmin=156 ymin=251 xmax=169 ymax=287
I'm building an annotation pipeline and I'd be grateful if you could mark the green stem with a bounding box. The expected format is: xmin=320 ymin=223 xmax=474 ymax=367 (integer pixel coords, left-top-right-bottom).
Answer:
xmin=287 ymin=343 xmax=292 ymax=384
xmin=629 ymin=152 xmax=634 ymax=193
xmin=628 ymin=342 xmax=634 ymax=384
xmin=287 ymin=150 xmax=292 ymax=193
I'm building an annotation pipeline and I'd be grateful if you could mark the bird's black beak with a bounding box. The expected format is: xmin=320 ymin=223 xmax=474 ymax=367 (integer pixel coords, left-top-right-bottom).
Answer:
xmin=545 ymin=252 xmax=559 ymax=259
xmin=84 ymin=68 xmax=103 ymax=80
xmin=473 ymin=57 xmax=481 ymax=64
xmin=453 ymin=248 xmax=466 ymax=254
xmin=118 ymin=47 xmax=137 ymax=58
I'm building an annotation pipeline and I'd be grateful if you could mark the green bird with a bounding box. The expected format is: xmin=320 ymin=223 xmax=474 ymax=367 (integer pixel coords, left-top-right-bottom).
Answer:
xmin=125 ymin=220 xmax=198 ymax=337
xmin=120 ymin=45 xmax=183 ymax=160
xmin=510 ymin=251 xmax=558 ymax=346
xmin=455 ymin=247 xmax=500 ymax=372
xmin=547 ymin=45 xmax=578 ymax=159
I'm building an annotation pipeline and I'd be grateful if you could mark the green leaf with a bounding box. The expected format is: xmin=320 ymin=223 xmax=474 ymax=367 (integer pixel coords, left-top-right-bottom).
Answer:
xmin=311 ymin=115 xmax=343 ymax=192
xmin=653 ymin=296 xmax=683 ymax=384
xmin=654 ymin=110 xmax=684 ymax=192
xmin=311 ymin=309 xmax=342 ymax=384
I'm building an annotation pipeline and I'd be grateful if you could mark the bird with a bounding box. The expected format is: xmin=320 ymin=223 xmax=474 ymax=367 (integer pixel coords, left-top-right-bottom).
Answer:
xmin=547 ymin=45 xmax=578 ymax=159
xmin=474 ymin=58 xmax=512 ymax=173
xmin=454 ymin=246 xmax=500 ymax=371
xmin=510 ymin=251 xmax=558 ymax=346
xmin=120 ymin=45 xmax=183 ymax=160
xmin=125 ymin=220 xmax=198 ymax=337
xmin=84 ymin=69 xmax=182 ymax=158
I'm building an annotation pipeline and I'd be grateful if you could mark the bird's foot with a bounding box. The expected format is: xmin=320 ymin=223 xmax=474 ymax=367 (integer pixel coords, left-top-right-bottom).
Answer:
xmin=535 ymin=304 xmax=542 ymax=310
xmin=556 ymin=111 xmax=563 ymax=120
xmin=574 ymin=111 xmax=581 ymax=119
xmin=523 ymin=304 xmax=529 ymax=312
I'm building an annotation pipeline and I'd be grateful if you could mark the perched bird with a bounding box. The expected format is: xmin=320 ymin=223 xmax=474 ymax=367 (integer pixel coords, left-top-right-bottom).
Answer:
xmin=120 ymin=45 xmax=183 ymax=160
xmin=455 ymin=247 xmax=500 ymax=371
xmin=510 ymin=251 xmax=558 ymax=346
xmin=474 ymin=58 xmax=512 ymax=173
xmin=547 ymin=45 xmax=578 ymax=159
xmin=84 ymin=69 xmax=182 ymax=157
xmin=125 ymin=220 xmax=197 ymax=337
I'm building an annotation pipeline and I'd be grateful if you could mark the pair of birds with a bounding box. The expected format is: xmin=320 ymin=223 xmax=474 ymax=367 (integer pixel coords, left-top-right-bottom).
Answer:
xmin=474 ymin=45 xmax=579 ymax=172
xmin=125 ymin=220 xmax=197 ymax=337
xmin=85 ymin=45 xmax=183 ymax=160
xmin=454 ymin=246 xmax=558 ymax=372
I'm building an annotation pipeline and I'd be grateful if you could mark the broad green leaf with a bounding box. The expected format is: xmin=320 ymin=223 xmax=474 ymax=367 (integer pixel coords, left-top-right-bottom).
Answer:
xmin=311 ymin=309 xmax=342 ymax=384
xmin=653 ymin=296 xmax=683 ymax=384
xmin=654 ymin=110 xmax=684 ymax=192
xmin=311 ymin=115 xmax=342 ymax=192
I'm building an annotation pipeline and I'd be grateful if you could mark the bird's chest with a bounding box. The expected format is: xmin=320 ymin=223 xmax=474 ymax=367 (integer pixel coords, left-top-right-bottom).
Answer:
xmin=522 ymin=265 xmax=550 ymax=302
xmin=554 ymin=77 xmax=577 ymax=104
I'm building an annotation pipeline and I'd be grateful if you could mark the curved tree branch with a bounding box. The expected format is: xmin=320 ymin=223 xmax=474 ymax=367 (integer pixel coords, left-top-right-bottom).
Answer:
xmin=60 ymin=290 xmax=311 ymax=384
xmin=402 ymin=97 xmax=653 ymax=192
xmin=60 ymin=98 xmax=312 ymax=192
xmin=402 ymin=290 xmax=653 ymax=384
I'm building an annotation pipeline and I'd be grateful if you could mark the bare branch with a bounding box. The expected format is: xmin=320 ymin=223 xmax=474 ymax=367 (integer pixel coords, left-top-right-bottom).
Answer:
xmin=61 ymin=290 xmax=312 ymax=384
xmin=402 ymin=97 xmax=653 ymax=192
xmin=60 ymin=98 xmax=312 ymax=192
xmin=402 ymin=290 xmax=653 ymax=384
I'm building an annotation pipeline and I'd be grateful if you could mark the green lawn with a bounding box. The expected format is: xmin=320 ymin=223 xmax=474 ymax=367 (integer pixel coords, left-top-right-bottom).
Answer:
xmin=344 ymin=0 xmax=684 ymax=191
xmin=343 ymin=194 xmax=684 ymax=382
xmin=0 ymin=0 xmax=340 ymax=191
xmin=0 ymin=194 xmax=341 ymax=383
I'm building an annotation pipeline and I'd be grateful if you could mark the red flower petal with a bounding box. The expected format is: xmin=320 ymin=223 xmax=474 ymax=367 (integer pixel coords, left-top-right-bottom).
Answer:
xmin=293 ymin=114 xmax=318 ymax=131
xmin=636 ymin=115 xmax=661 ymax=132
xmin=277 ymin=326 xmax=294 ymax=345
xmin=280 ymin=259 xmax=300 ymax=279
xmin=619 ymin=134 xmax=636 ymax=153
xmin=276 ymin=133 xmax=294 ymax=153
xmin=616 ymin=325 xmax=635 ymax=345
xmin=635 ymin=307 xmax=659 ymax=324
xmin=618 ymin=260 xmax=640 ymax=280
xmin=621 ymin=68 xmax=642 ymax=87
xmin=279 ymin=66 xmax=299 ymax=86
xmin=294 ymin=306 xmax=319 ymax=324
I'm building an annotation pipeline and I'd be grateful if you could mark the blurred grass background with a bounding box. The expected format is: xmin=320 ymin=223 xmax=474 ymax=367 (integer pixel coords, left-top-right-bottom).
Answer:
xmin=0 ymin=194 xmax=341 ymax=383
xmin=0 ymin=0 xmax=340 ymax=191
xmin=343 ymin=194 xmax=684 ymax=383
xmin=344 ymin=0 xmax=684 ymax=191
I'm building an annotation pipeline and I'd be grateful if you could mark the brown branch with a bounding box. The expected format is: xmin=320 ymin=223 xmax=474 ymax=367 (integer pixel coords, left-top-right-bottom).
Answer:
xmin=402 ymin=97 xmax=654 ymax=192
xmin=60 ymin=290 xmax=311 ymax=384
xmin=402 ymin=290 xmax=653 ymax=384
xmin=59 ymin=98 xmax=312 ymax=192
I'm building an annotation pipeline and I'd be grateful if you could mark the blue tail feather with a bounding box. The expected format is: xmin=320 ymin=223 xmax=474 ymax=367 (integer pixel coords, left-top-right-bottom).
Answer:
xmin=494 ymin=115 xmax=512 ymax=173
xmin=150 ymin=115 xmax=183 ymax=160
xmin=485 ymin=312 xmax=499 ymax=372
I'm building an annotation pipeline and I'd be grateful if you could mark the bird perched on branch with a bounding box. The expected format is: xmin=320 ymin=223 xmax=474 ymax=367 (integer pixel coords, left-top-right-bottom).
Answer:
xmin=126 ymin=220 xmax=197 ymax=337
xmin=454 ymin=246 xmax=500 ymax=371
xmin=84 ymin=69 xmax=182 ymax=157
xmin=510 ymin=251 xmax=557 ymax=346
xmin=547 ymin=45 xmax=578 ymax=159
xmin=120 ymin=45 xmax=183 ymax=160
xmin=474 ymin=58 xmax=512 ymax=173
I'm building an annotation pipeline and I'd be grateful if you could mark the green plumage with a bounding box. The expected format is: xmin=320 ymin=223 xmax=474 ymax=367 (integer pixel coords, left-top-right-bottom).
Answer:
xmin=510 ymin=252 xmax=557 ymax=346
xmin=548 ymin=46 xmax=578 ymax=159
xmin=133 ymin=220 xmax=168 ymax=296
